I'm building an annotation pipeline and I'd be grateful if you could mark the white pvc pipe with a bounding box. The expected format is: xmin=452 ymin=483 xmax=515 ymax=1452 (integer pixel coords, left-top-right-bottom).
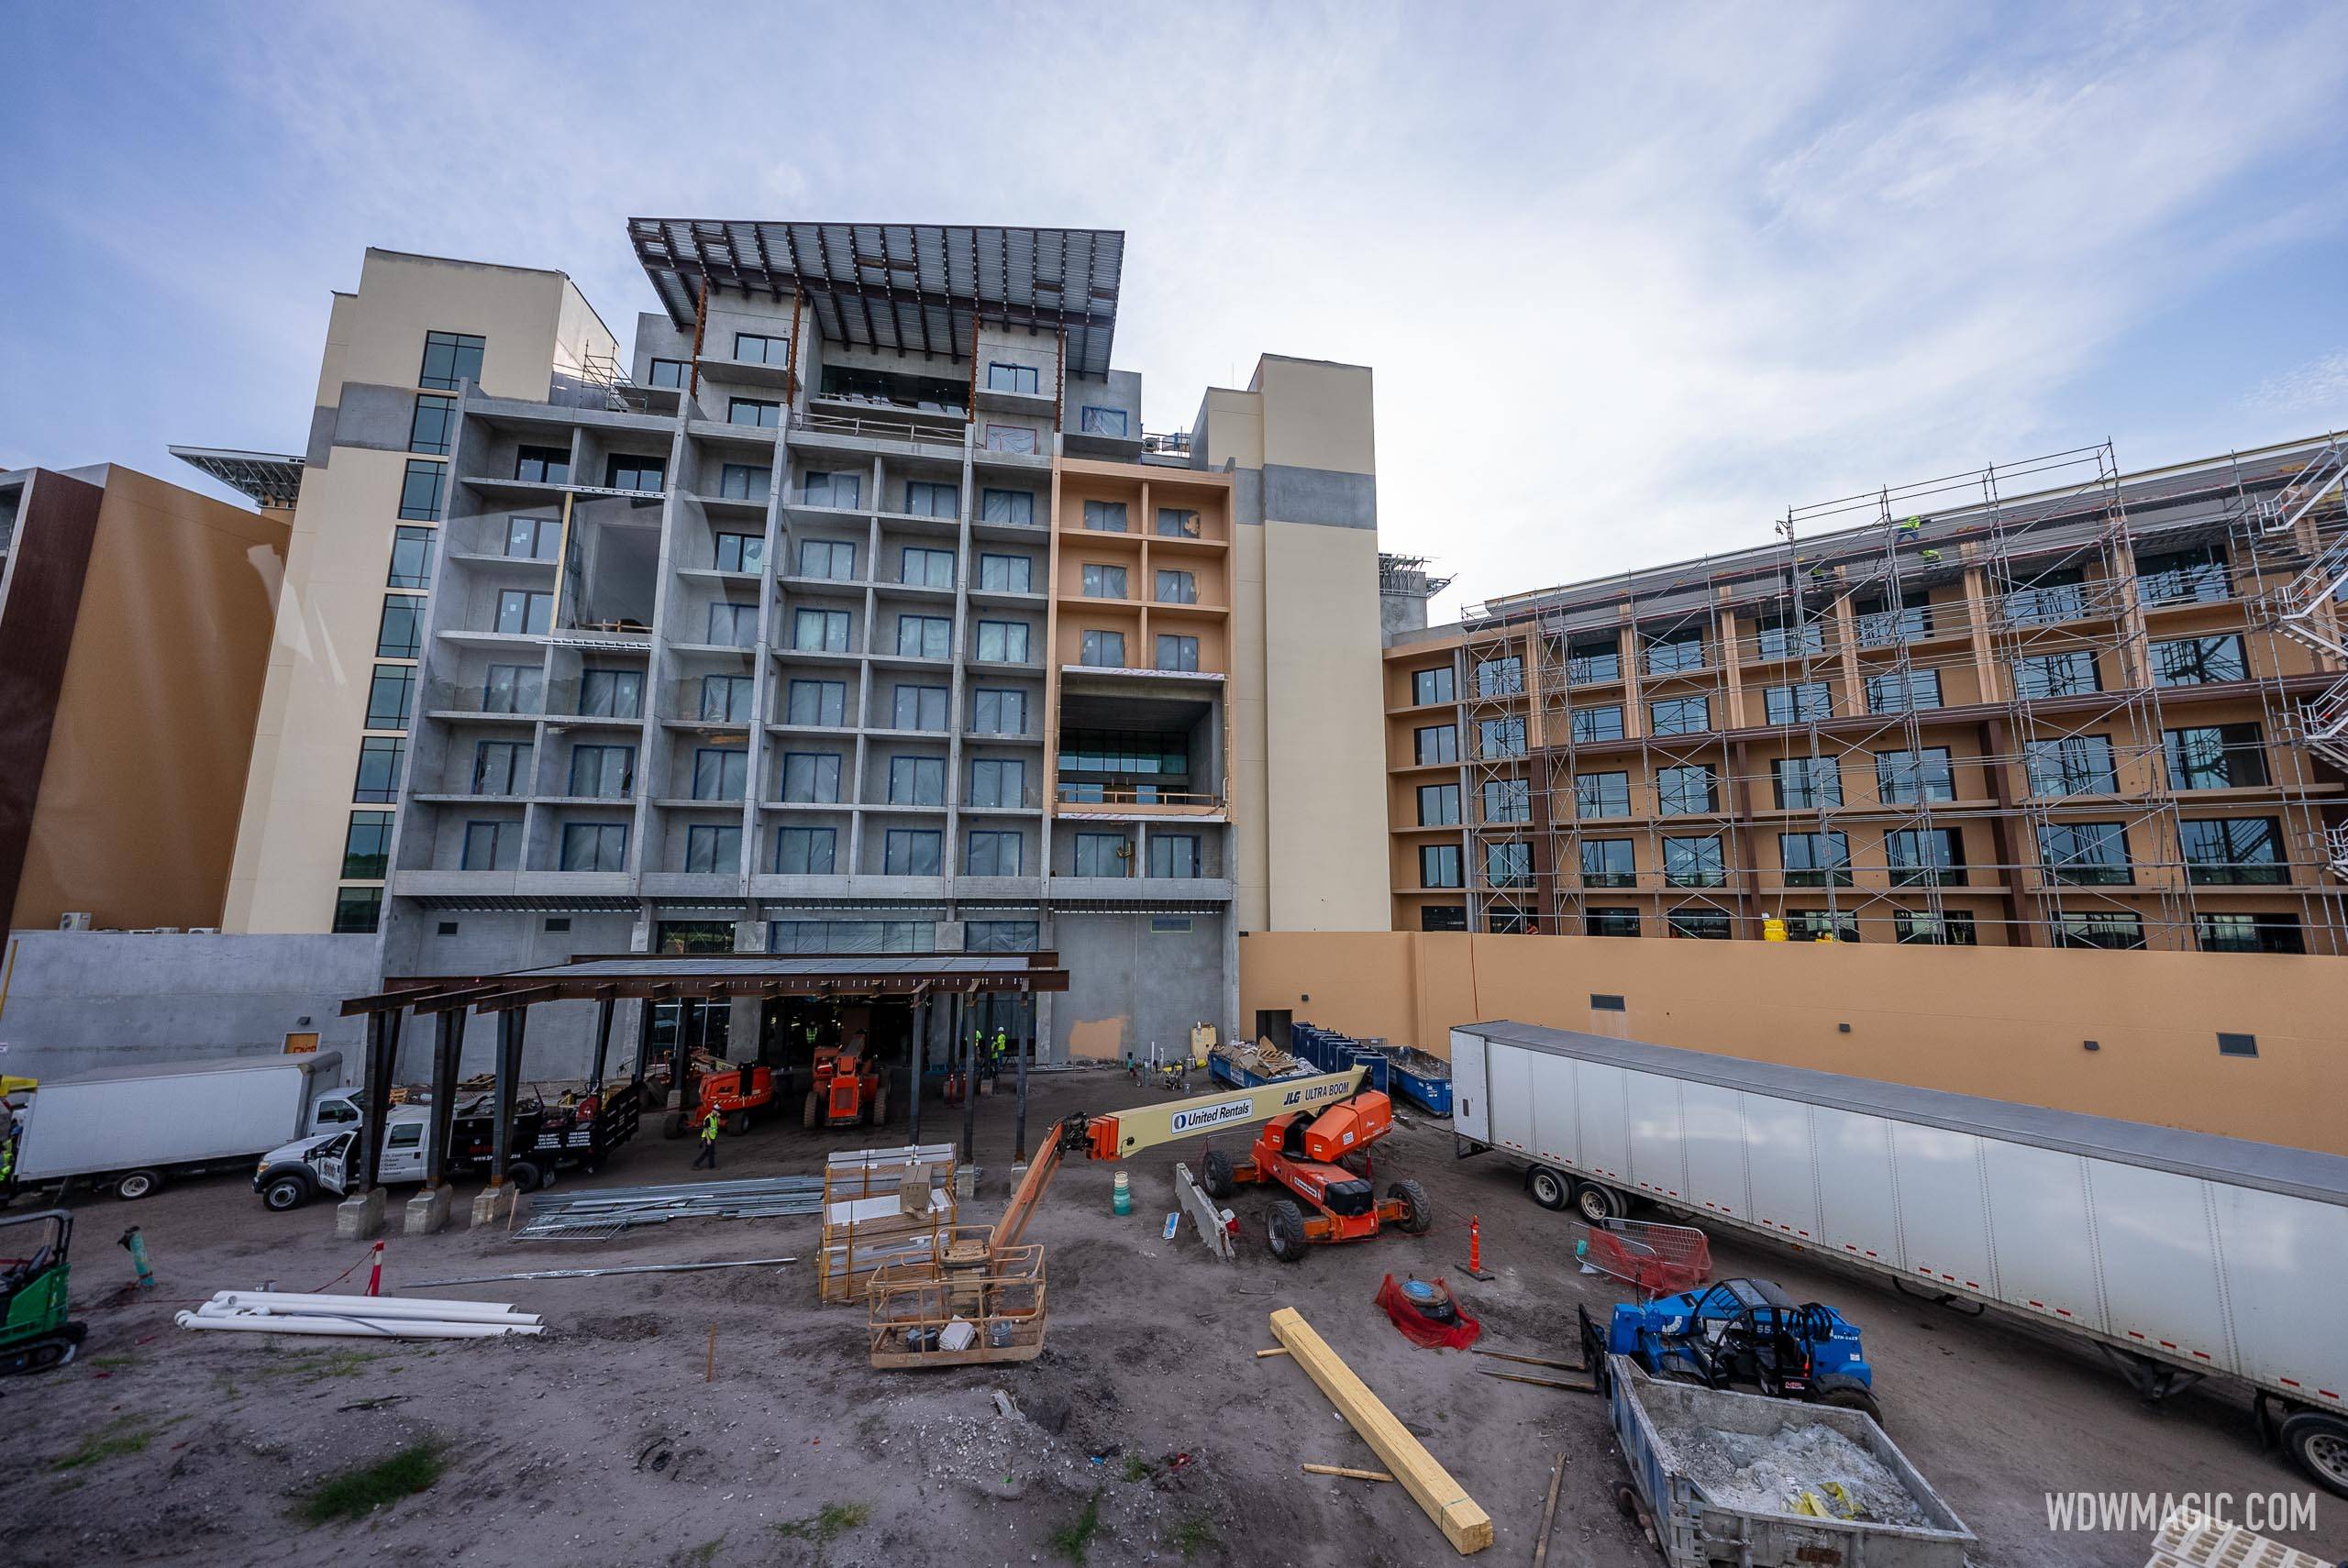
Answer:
xmin=205 ymin=1292 xmax=537 ymax=1326
xmin=175 ymin=1311 xmax=542 ymax=1340
xmin=209 ymin=1289 xmax=522 ymax=1316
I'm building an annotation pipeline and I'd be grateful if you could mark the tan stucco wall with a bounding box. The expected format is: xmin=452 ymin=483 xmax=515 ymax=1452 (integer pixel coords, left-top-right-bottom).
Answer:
xmin=1252 ymin=356 xmax=1376 ymax=476
xmin=1239 ymin=930 xmax=2348 ymax=1155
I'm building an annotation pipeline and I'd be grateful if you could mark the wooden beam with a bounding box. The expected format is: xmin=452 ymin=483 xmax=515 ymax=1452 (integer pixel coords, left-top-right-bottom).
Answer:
xmin=1302 ymin=1463 xmax=1394 ymax=1483
xmin=1268 ymin=1308 xmax=1493 ymax=1555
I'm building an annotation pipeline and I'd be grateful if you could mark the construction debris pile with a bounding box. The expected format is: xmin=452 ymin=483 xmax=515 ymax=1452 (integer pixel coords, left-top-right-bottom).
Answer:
xmin=1213 ymin=1038 xmax=1311 ymax=1079
xmin=1665 ymin=1420 xmax=1930 ymax=1527
xmin=174 ymin=1290 xmax=544 ymax=1341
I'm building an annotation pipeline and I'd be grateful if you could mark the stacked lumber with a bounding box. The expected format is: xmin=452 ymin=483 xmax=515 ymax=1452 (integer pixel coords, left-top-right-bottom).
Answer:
xmin=817 ymin=1154 xmax=957 ymax=1303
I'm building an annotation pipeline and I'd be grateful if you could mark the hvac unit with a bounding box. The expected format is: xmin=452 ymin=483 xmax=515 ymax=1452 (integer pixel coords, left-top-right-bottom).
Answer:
xmin=58 ymin=911 xmax=93 ymax=932
xmin=186 ymin=926 xmax=220 ymax=935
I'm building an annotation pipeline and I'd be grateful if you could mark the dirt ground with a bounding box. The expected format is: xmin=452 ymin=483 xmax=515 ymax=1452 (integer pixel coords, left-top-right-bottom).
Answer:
xmin=5 ymin=1067 xmax=2338 ymax=1567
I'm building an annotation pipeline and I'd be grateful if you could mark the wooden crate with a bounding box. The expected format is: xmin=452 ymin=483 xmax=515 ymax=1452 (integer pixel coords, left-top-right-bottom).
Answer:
xmin=866 ymin=1241 xmax=1048 ymax=1368
xmin=817 ymin=1160 xmax=957 ymax=1305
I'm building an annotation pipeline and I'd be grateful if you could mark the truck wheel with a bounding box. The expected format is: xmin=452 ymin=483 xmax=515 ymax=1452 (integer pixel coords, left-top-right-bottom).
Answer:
xmin=507 ymin=1161 xmax=542 ymax=1194
xmin=2281 ymin=1411 xmax=2348 ymax=1498
xmin=262 ymin=1174 xmax=312 ymax=1212
xmin=1574 ymin=1180 xmax=1624 ymax=1225
xmin=1202 ymin=1148 xmax=1235 ymax=1199
xmin=802 ymin=1089 xmax=819 ymax=1131
xmin=1266 ymin=1200 xmax=1309 ymax=1264
xmin=724 ymin=1111 xmax=750 ymax=1136
xmin=1389 ymin=1179 xmax=1434 ymax=1235
xmin=1812 ymin=1375 xmax=1885 ymax=1428
xmin=114 ymin=1169 xmax=163 ymax=1201
xmin=1527 ymin=1165 xmax=1570 ymax=1211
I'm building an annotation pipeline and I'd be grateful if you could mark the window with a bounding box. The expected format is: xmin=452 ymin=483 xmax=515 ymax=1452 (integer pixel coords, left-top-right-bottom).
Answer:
xmin=1581 ymin=838 xmax=1635 ymax=888
xmin=1570 ymin=705 xmax=1625 ymax=742
xmin=418 ymin=330 xmax=485 ymax=391
xmin=781 ymin=752 xmax=842 ymax=802
xmin=1784 ymin=910 xmax=1861 ymax=944
xmin=705 ymin=602 xmax=757 ymax=646
xmin=904 ymin=480 xmax=958 ymax=518
xmin=2179 ymin=817 xmax=2287 ymax=885
xmin=1649 ymin=695 xmax=1711 ymax=736
xmin=967 ymin=830 xmax=1024 ymax=876
xmin=887 ymin=756 xmax=946 ymax=805
xmin=505 ymin=514 xmax=558 ymax=558
xmin=719 ymin=462 xmax=770 ymax=502
xmin=892 ymin=684 xmax=948 ymax=732
xmin=2053 ymin=911 xmax=2144 ymax=950
xmin=980 ymin=489 xmax=1036 ymax=525
xmin=1769 ymin=755 xmax=1840 ymax=809
xmin=714 ymin=532 xmax=764 ymax=573
xmin=1753 ymin=613 xmax=1825 ymax=660
xmin=685 ymin=823 xmax=742 ymax=874
xmin=1150 ymin=834 xmax=1202 ymax=878
xmin=1083 ymin=500 xmax=1128 ymax=533
xmin=604 ymin=454 xmax=665 ymax=492
xmin=692 ymin=748 xmax=748 ymax=801
xmin=901 ymin=547 xmax=954 ymax=588
xmin=559 ymin=823 xmax=628 ymax=872
xmin=1656 ymin=765 xmax=1717 ymax=815
xmin=2025 ymin=735 xmax=2117 ymax=797
xmin=1081 ymin=406 xmax=1131 ymax=436
xmin=1567 ymin=636 xmax=1622 ymax=683
xmin=331 ymin=887 xmax=382 ymax=934
xmin=461 ymin=820 xmax=520 ymax=870
xmin=1663 ymin=835 xmax=1724 ymax=888
xmin=1876 ymin=746 xmax=1956 ymax=803
xmin=1475 ymin=657 xmax=1524 ymax=697
xmin=495 ymin=589 xmax=553 ymax=636
xmin=1886 ymin=828 xmax=1966 ymax=887
xmin=987 ymin=361 xmax=1041 ymax=393
xmin=978 ymin=553 xmax=1033 ymax=592
xmin=1478 ymin=715 xmax=1526 ymax=758
xmin=1155 ymin=568 xmax=1198 ymax=604
xmin=515 ymin=445 xmax=570 ymax=484
xmin=341 ymin=812 xmax=393 ymax=879
xmin=773 ymin=826 xmax=837 ymax=875
xmin=1779 ymin=831 xmax=1852 ymax=886
xmin=1895 ymin=910 xmax=1977 ymax=945
xmin=1420 ymin=905 xmax=1468 ymax=933
xmin=697 ymin=674 xmax=752 ymax=723
xmin=2165 ymin=723 xmax=2267 ymax=790
xmin=977 ymin=621 xmax=1032 ymax=663
xmin=1081 ymin=563 xmax=1129 ymax=599
xmin=1854 ymin=591 xmax=1933 ymax=646
xmin=1668 ymin=910 xmax=1733 ymax=940
xmin=896 ymin=614 xmax=951 ymax=659
xmin=1415 ymin=724 xmax=1459 ymax=765
xmin=398 ymin=458 xmax=445 ymax=521
xmin=408 ymin=393 xmax=455 ymax=455
xmin=784 ymin=678 xmax=846 ymax=727
xmin=353 ymin=737 xmax=405 ymax=802
xmin=985 ymin=425 xmax=1038 ymax=454
xmin=1576 ymin=770 xmax=1632 ymax=818
xmin=2138 ymin=545 xmax=2230 ymax=607
xmin=1764 ymin=682 xmax=1833 ymax=724
xmin=968 ymin=920 xmax=1040 ymax=951
xmin=784 ymin=608 xmax=847 ymax=653
xmin=386 ymin=525 xmax=437 ymax=589
xmin=587 ymin=676 xmax=652 ymax=723
xmin=480 ymin=663 xmax=542 ymax=714
xmin=969 ymin=757 xmax=1026 ymax=808
xmin=796 ymin=538 xmax=857 ymax=580
xmin=1586 ymin=907 xmax=1641 ymax=937
xmin=1155 ymin=635 xmax=1201 ymax=672
xmin=2153 ymin=635 xmax=2248 ymax=688
xmin=2015 ymin=650 xmax=2100 ymax=700
xmin=770 ymin=919 xmax=935 ymax=954
xmin=568 ymin=744 xmax=635 ymax=799
xmin=1419 ymin=844 xmax=1464 ymax=889
xmin=734 ymin=331 xmax=788 ymax=366
xmin=2196 ymin=912 xmax=2303 ymax=955
xmin=1484 ymin=842 xmax=1533 ymax=889
xmin=2005 ymin=568 xmax=2087 ymax=624
xmin=471 ymin=740 xmax=531 ymax=795
xmin=2040 ymin=822 xmax=2131 ymax=885
xmin=647 ymin=358 xmax=687 ymax=390
xmin=1865 ymin=669 xmax=1943 ymax=712
xmin=971 ymin=689 xmax=1028 ymax=735
xmin=1080 ymin=629 xmax=1126 ymax=668
xmin=1481 ymin=778 xmax=1531 ymax=823
xmin=1644 ymin=628 xmax=1706 ymax=675
xmin=802 ymin=470 xmax=862 ymax=509
xmin=1412 ymin=666 xmax=1456 ymax=706
xmin=728 ymin=397 xmax=782 ymax=428
xmin=1417 ymin=783 xmax=1461 ymax=826
xmin=1075 ymin=833 xmax=1132 ymax=878
xmin=364 ymin=666 xmax=415 ymax=731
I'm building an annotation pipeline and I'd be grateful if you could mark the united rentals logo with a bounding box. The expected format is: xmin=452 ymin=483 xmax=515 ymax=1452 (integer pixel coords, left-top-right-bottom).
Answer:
xmin=1170 ymin=1099 xmax=1257 ymax=1135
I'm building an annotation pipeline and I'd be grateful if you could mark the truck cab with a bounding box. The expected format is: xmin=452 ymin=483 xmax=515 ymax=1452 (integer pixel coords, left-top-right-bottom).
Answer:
xmin=253 ymin=1106 xmax=436 ymax=1211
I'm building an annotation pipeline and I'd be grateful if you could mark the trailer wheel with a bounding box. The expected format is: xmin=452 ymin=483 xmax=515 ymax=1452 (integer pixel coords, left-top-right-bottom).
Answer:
xmin=2281 ymin=1411 xmax=2348 ymax=1498
xmin=1527 ymin=1165 xmax=1570 ymax=1211
xmin=802 ymin=1089 xmax=819 ymax=1131
xmin=506 ymin=1161 xmax=542 ymax=1194
xmin=1202 ymin=1148 xmax=1235 ymax=1199
xmin=114 ymin=1169 xmax=163 ymax=1201
xmin=1266 ymin=1200 xmax=1309 ymax=1264
xmin=1389 ymin=1179 xmax=1434 ymax=1235
xmin=262 ymin=1174 xmax=312 ymax=1212
xmin=1574 ymin=1180 xmax=1624 ymax=1224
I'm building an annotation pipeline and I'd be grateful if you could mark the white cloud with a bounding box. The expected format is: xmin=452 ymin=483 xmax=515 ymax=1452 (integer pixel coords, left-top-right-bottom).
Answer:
xmin=2250 ymin=349 xmax=2348 ymax=415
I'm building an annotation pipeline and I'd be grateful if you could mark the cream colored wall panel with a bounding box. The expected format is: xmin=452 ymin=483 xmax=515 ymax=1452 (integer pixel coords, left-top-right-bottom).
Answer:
xmin=346 ymin=250 xmax=566 ymax=397
xmin=1253 ymin=358 xmax=1375 ymax=477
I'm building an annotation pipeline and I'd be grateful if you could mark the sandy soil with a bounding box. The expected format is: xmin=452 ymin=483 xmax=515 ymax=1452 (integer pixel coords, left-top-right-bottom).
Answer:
xmin=4 ymin=1069 xmax=2336 ymax=1567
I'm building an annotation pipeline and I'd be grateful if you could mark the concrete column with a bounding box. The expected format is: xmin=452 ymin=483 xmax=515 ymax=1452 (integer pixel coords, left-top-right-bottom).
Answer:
xmin=906 ymin=991 xmax=926 ymax=1146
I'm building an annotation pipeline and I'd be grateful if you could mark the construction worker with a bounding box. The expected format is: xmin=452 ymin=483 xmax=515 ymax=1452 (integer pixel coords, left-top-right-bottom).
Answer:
xmin=991 ymin=1026 xmax=1008 ymax=1082
xmin=692 ymin=1106 xmax=720 ymax=1169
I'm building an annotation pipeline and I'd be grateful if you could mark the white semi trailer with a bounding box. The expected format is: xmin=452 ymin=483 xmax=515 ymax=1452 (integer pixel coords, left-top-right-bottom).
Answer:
xmin=1448 ymin=1020 xmax=2348 ymax=1497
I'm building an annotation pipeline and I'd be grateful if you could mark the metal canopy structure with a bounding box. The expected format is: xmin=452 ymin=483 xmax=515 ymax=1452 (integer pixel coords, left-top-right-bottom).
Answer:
xmin=168 ymin=446 xmax=305 ymax=508
xmin=340 ymin=950 xmax=1069 ymax=1017
xmin=627 ymin=219 xmax=1124 ymax=377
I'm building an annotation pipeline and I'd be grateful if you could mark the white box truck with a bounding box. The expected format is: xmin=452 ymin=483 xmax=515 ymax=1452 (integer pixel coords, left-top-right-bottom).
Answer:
xmin=1448 ymin=1020 xmax=2348 ymax=1497
xmin=4 ymin=1054 xmax=345 ymax=1201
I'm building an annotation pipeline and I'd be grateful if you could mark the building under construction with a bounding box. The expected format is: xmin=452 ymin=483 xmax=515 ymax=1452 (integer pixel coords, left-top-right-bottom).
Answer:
xmin=1385 ymin=435 xmax=2348 ymax=954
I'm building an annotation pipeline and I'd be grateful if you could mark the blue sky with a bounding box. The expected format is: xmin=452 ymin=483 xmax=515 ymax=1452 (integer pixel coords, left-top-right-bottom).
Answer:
xmin=3 ymin=1 xmax=2343 ymax=616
